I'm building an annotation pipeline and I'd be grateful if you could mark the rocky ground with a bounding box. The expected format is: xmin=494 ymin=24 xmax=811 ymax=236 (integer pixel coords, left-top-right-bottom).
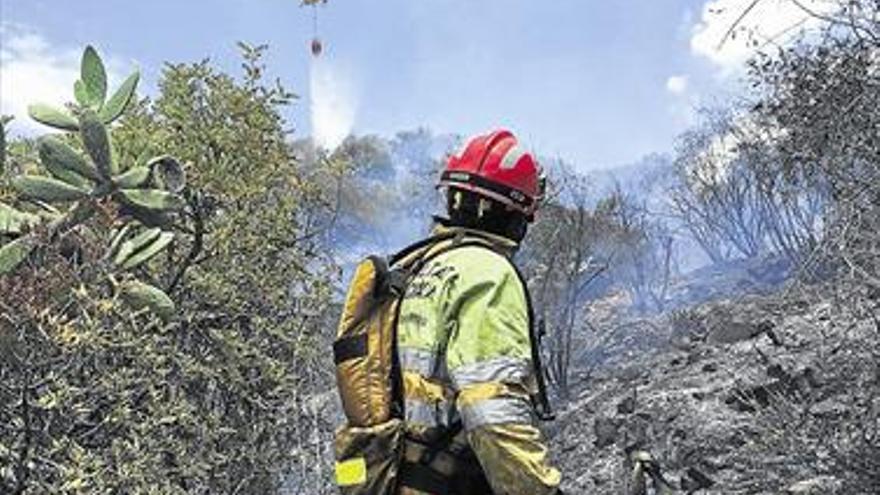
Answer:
xmin=300 ymin=261 xmax=879 ymax=495
xmin=549 ymin=281 xmax=880 ymax=494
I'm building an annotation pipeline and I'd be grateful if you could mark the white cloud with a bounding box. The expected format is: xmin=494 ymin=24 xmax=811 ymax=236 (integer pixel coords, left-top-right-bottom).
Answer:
xmin=0 ymin=23 xmax=122 ymax=136
xmin=690 ymin=0 xmax=838 ymax=72
xmin=666 ymin=75 xmax=689 ymax=94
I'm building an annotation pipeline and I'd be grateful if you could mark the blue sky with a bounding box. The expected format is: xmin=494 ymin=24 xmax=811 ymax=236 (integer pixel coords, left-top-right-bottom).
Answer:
xmin=1 ymin=0 xmax=830 ymax=169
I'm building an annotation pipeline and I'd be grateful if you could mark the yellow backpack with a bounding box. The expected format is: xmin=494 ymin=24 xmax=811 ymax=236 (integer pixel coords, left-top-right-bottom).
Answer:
xmin=332 ymin=230 xmax=501 ymax=494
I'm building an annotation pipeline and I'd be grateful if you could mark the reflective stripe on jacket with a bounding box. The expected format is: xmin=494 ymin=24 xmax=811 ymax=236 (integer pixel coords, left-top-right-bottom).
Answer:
xmin=396 ymin=226 xmax=561 ymax=495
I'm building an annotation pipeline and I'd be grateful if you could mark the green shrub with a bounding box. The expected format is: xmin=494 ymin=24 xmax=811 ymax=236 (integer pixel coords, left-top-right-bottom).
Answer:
xmin=1 ymin=43 xmax=338 ymax=494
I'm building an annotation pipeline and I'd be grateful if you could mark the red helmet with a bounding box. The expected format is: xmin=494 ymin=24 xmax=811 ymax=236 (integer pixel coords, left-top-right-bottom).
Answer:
xmin=438 ymin=129 xmax=543 ymax=219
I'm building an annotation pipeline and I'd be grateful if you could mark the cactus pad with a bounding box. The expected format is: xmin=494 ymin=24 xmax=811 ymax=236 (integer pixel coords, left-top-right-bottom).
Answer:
xmin=11 ymin=175 xmax=90 ymax=202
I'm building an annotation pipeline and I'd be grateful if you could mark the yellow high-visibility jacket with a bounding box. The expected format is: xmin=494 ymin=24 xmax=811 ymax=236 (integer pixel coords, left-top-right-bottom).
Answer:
xmin=396 ymin=225 xmax=561 ymax=495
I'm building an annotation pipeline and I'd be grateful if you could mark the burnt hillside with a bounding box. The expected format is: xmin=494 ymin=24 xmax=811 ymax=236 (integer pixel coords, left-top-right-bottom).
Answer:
xmin=550 ymin=273 xmax=879 ymax=494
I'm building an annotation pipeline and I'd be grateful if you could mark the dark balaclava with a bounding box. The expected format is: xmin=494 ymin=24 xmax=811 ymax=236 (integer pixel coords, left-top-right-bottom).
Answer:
xmin=445 ymin=187 xmax=529 ymax=243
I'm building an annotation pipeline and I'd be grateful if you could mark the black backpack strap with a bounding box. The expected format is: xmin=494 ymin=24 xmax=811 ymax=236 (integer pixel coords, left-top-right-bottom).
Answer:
xmin=510 ymin=260 xmax=555 ymax=421
xmin=389 ymin=230 xmax=458 ymax=266
xmin=389 ymin=226 xmax=512 ymax=268
xmin=388 ymin=232 xmax=477 ymax=420
xmin=390 ymin=234 xmax=509 ymax=308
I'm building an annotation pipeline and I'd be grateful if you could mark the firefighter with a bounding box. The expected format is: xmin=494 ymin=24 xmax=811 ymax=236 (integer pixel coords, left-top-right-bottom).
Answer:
xmin=395 ymin=129 xmax=563 ymax=495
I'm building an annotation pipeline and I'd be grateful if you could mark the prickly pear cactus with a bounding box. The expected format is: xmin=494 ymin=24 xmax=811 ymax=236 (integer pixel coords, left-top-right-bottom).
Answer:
xmin=0 ymin=45 xmax=186 ymax=320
